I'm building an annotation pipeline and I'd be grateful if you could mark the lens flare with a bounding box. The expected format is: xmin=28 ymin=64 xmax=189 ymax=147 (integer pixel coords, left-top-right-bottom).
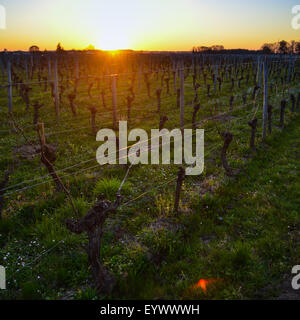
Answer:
xmin=192 ymin=279 xmax=220 ymax=292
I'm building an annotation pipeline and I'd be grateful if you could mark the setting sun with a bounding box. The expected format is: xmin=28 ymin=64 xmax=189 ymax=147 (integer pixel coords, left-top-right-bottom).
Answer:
xmin=97 ymin=32 xmax=130 ymax=51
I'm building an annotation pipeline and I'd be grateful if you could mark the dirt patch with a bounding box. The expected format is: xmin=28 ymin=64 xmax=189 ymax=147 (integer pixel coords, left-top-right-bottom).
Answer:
xmin=13 ymin=144 xmax=56 ymax=160
xmin=212 ymin=114 xmax=236 ymax=123
xmin=276 ymin=277 xmax=300 ymax=300
xmin=148 ymin=218 xmax=184 ymax=233
xmin=199 ymin=234 xmax=216 ymax=245
xmin=13 ymin=144 xmax=40 ymax=160
xmin=256 ymin=274 xmax=300 ymax=300
xmin=192 ymin=175 xmax=220 ymax=197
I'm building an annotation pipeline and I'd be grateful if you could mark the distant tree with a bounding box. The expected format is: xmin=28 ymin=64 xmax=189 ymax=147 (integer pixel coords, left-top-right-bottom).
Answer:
xmin=261 ymin=43 xmax=274 ymax=54
xmin=278 ymin=40 xmax=288 ymax=54
xmin=56 ymin=42 xmax=65 ymax=53
xmin=295 ymin=42 xmax=300 ymax=55
xmin=192 ymin=45 xmax=224 ymax=53
xmin=84 ymin=44 xmax=96 ymax=51
xmin=289 ymin=40 xmax=296 ymax=54
xmin=199 ymin=46 xmax=211 ymax=52
xmin=29 ymin=45 xmax=40 ymax=52
xmin=211 ymin=45 xmax=224 ymax=51
xmin=194 ymin=46 xmax=209 ymax=52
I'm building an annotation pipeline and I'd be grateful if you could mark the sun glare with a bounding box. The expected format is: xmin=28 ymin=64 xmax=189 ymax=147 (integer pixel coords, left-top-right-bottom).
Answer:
xmin=97 ymin=32 xmax=129 ymax=51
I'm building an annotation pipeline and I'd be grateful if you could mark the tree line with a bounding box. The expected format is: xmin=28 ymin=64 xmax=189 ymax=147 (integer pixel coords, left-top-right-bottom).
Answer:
xmin=192 ymin=40 xmax=300 ymax=55
xmin=261 ymin=40 xmax=300 ymax=54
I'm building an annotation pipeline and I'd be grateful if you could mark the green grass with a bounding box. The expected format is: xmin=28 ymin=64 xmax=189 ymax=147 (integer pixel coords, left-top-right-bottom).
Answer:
xmin=0 ymin=61 xmax=300 ymax=300
xmin=93 ymin=178 xmax=132 ymax=201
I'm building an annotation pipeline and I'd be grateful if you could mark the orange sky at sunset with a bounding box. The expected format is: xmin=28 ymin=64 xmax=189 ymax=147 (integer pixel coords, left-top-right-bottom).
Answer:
xmin=0 ymin=0 xmax=299 ymax=51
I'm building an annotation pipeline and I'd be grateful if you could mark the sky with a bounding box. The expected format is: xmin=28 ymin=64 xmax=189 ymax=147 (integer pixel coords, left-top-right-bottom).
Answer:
xmin=0 ymin=0 xmax=300 ymax=51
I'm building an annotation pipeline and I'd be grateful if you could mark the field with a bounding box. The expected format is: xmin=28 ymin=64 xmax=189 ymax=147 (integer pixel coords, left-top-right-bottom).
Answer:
xmin=0 ymin=52 xmax=299 ymax=299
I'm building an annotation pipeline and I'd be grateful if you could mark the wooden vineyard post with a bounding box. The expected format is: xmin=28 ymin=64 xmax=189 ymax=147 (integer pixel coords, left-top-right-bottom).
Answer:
xmin=288 ymin=56 xmax=292 ymax=83
xmin=156 ymin=88 xmax=162 ymax=113
xmin=257 ymin=57 xmax=262 ymax=87
xmin=180 ymin=60 xmax=185 ymax=130
xmin=174 ymin=167 xmax=185 ymax=213
xmin=38 ymin=122 xmax=46 ymax=146
xmin=242 ymin=92 xmax=247 ymax=105
xmin=165 ymin=77 xmax=170 ymax=95
xmin=192 ymin=103 xmax=200 ymax=130
xmin=262 ymin=62 xmax=268 ymax=141
xmin=221 ymin=132 xmax=234 ymax=176
xmin=138 ymin=55 xmax=143 ymax=92
xmin=229 ymin=95 xmax=234 ymax=111
xmin=267 ymin=104 xmax=273 ymax=134
xmin=111 ymin=75 xmax=118 ymax=131
xmin=7 ymin=60 xmax=13 ymax=113
xmin=30 ymin=53 xmax=34 ymax=80
xmin=173 ymin=61 xmax=177 ymax=93
xmin=25 ymin=56 xmax=29 ymax=81
xmin=280 ymin=99 xmax=287 ymax=128
xmin=101 ymin=89 xmax=106 ymax=109
xmin=207 ymin=84 xmax=211 ymax=97
xmin=214 ymin=63 xmax=218 ymax=93
xmin=127 ymin=95 xmax=133 ymax=122
xmin=68 ymin=93 xmax=76 ymax=116
xmin=290 ymin=94 xmax=295 ymax=112
xmin=176 ymin=88 xmax=180 ymax=108
xmin=296 ymin=93 xmax=300 ymax=111
xmin=33 ymin=101 xmax=43 ymax=125
xmin=248 ymin=118 xmax=258 ymax=152
xmin=0 ymin=56 xmax=4 ymax=82
xmin=0 ymin=172 xmax=10 ymax=220
xmin=159 ymin=115 xmax=168 ymax=131
xmin=53 ymin=57 xmax=60 ymax=122
xmin=75 ymin=55 xmax=79 ymax=79
xmin=88 ymin=106 xmax=98 ymax=136
xmin=48 ymin=56 xmax=52 ymax=80
xmin=252 ymin=86 xmax=260 ymax=100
